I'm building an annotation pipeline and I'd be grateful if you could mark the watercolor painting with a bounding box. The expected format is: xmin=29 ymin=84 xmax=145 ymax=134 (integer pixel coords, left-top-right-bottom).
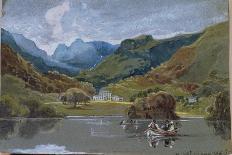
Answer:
xmin=0 ymin=0 xmax=231 ymax=154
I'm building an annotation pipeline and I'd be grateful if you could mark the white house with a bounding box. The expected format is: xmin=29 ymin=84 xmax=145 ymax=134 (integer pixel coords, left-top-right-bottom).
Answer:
xmin=92 ymin=90 xmax=123 ymax=102
xmin=92 ymin=90 xmax=112 ymax=101
xmin=111 ymin=95 xmax=124 ymax=102
xmin=187 ymin=96 xmax=198 ymax=104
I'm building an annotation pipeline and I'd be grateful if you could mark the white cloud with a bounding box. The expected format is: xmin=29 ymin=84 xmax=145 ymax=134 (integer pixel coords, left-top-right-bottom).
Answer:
xmin=81 ymin=2 xmax=87 ymax=10
xmin=45 ymin=0 xmax=70 ymax=39
xmin=2 ymin=0 xmax=228 ymax=55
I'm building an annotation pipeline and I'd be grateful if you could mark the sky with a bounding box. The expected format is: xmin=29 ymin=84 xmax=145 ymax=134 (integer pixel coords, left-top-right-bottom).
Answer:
xmin=2 ymin=0 xmax=228 ymax=55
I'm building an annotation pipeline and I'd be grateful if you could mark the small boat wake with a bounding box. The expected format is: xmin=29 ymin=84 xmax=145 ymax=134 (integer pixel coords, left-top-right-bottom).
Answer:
xmin=145 ymin=128 xmax=178 ymax=137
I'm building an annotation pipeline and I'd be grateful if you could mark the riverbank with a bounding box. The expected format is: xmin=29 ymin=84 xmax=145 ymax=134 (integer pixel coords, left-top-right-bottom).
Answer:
xmin=46 ymin=101 xmax=132 ymax=116
xmin=45 ymin=101 xmax=204 ymax=118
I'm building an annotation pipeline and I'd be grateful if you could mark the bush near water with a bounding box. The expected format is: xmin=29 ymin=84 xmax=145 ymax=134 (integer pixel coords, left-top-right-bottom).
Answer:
xmin=128 ymin=91 xmax=179 ymax=119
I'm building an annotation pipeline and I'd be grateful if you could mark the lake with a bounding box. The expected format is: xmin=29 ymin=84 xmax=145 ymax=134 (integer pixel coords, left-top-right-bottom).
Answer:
xmin=0 ymin=117 xmax=231 ymax=155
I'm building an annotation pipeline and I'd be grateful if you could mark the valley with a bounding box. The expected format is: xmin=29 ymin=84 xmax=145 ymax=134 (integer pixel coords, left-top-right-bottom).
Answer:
xmin=0 ymin=21 xmax=229 ymax=119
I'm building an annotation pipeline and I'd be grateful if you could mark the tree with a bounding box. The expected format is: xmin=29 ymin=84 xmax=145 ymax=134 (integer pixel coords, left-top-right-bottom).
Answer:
xmin=21 ymin=99 xmax=40 ymax=117
xmin=146 ymin=91 xmax=178 ymax=119
xmin=207 ymin=91 xmax=230 ymax=120
xmin=21 ymin=99 xmax=60 ymax=118
xmin=0 ymin=95 xmax=18 ymax=117
xmin=65 ymin=88 xmax=90 ymax=108
xmin=0 ymin=95 xmax=28 ymax=117
xmin=60 ymin=94 xmax=67 ymax=105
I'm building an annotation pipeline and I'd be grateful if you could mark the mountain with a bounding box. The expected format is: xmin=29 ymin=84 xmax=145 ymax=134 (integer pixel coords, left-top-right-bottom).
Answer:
xmin=106 ymin=22 xmax=229 ymax=100
xmin=52 ymin=39 xmax=118 ymax=69
xmin=1 ymin=43 xmax=95 ymax=95
xmin=145 ymin=22 xmax=229 ymax=85
xmin=77 ymin=33 xmax=201 ymax=89
xmin=88 ymin=41 xmax=119 ymax=56
xmin=12 ymin=33 xmax=47 ymax=58
xmin=1 ymin=28 xmax=79 ymax=75
xmin=2 ymin=29 xmax=118 ymax=76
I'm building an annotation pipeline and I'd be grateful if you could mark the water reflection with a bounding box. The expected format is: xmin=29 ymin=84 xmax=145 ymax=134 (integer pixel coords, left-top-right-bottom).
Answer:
xmin=147 ymin=137 xmax=176 ymax=148
xmin=0 ymin=119 xmax=61 ymax=140
xmin=120 ymin=119 xmax=180 ymax=148
xmin=0 ymin=120 xmax=17 ymax=140
xmin=120 ymin=120 xmax=148 ymax=138
xmin=207 ymin=120 xmax=231 ymax=140
xmin=12 ymin=144 xmax=74 ymax=154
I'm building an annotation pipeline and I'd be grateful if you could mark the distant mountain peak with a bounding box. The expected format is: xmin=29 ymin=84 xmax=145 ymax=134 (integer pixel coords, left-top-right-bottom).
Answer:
xmin=1 ymin=28 xmax=80 ymax=75
xmin=52 ymin=39 xmax=118 ymax=69
xmin=118 ymin=34 xmax=158 ymax=52
xmin=12 ymin=32 xmax=48 ymax=58
xmin=133 ymin=34 xmax=153 ymax=40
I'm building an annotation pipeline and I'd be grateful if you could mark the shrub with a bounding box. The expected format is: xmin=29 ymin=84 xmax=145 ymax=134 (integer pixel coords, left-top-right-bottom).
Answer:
xmin=207 ymin=91 xmax=230 ymax=120
xmin=0 ymin=95 xmax=29 ymax=117
xmin=64 ymin=88 xmax=90 ymax=108
xmin=21 ymin=99 xmax=40 ymax=117
xmin=39 ymin=105 xmax=61 ymax=118
xmin=128 ymin=91 xmax=179 ymax=119
xmin=129 ymin=87 xmax=163 ymax=102
xmin=21 ymin=99 xmax=61 ymax=118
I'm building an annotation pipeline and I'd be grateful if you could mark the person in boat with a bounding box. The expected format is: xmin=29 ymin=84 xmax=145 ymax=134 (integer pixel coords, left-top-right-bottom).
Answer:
xmin=148 ymin=120 xmax=161 ymax=130
xmin=131 ymin=119 xmax=135 ymax=124
xmin=161 ymin=120 xmax=176 ymax=131
xmin=161 ymin=120 xmax=169 ymax=131
xmin=167 ymin=121 xmax=175 ymax=131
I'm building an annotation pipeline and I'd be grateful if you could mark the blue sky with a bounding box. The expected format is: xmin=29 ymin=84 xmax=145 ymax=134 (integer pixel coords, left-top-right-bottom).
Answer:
xmin=2 ymin=0 xmax=228 ymax=55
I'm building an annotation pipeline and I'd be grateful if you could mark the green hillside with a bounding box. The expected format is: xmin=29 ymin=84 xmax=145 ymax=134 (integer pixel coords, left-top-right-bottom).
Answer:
xmin=107 ymin=22 xmax=229 ymax=101
xmin=77 ymin=34 xmax=201 ymax=89
xmin=179 ymin=22 xmax=229 ymax=84
xmin=1 ymin=28 xmax=77 ymax=76
xmin=1 ymin=74 xmax=58 ymax=103
xmin=1 ymin=44 xmax=95 ymax=95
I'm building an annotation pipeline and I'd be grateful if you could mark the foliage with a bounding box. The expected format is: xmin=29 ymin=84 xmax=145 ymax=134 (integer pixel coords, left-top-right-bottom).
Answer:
xmin=63 ymin=88 xmax=90 ymax=108
xmin=60 ymin=94 xmax=67 ymax=104
xmin=129 ymin=87 xmax=163 ymax=101
xmin=106 ymin=22 xmax=229 ymax=119
xmin=1 ymin=44 xmax=95 ymax=94
xmin=206 ymin=91 xmax=230 ymax=120
xmin=107 ymin=78 xmax=188 ymax=101
xmin=1 ymin=74 xmax=58 ymax=103
xmin=20 ymin=99 xmax=62 ymax=118
xmin=129 ymin=91 xmax=179 ymax=119
xmin=38 ymin=105 xmax=61 ymax=118
xmin=0 ymin=95 xmax=29 ymax=117
xmin=197 ymin=80 xmax=225 ymax=97
xmin=179 ymin=22 xmax=229 ymax=83
xmin=176 ymin=96 xmax=214 ymax=116
xmin=127 ymin=105 xmax=138 ymax=118
xmin=77 ymin=33 xmax=200 ymax=88
xmin=49 ymin=101 xmax=130 ymax=116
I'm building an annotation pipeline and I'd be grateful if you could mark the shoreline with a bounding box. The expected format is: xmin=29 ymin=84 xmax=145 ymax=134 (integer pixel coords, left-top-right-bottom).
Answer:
xmin=0 ymin=115 xmax=204 ymax=120
xmin=64 ymin=115 xmax=204 ymax=119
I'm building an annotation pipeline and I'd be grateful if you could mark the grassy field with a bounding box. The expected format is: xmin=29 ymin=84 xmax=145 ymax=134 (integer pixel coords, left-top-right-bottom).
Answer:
xmin=1 ymin=74 xmax=58 ymax=103
xmin=46 ymin=101 xmax=132 ymax=116
xmin=176 ymin=96 xmax=214 ymax=117
xmin=45 ymin=100 xmax=210 ymax=117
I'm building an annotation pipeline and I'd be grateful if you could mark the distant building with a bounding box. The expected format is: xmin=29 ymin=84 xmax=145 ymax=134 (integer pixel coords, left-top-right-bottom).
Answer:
xmin=92 ymin=90 xmax=123 ymax=102
xmin=175 ymin=96 xmax=184 ymax=102
xmin=187 ymin=96 xmax=198 ymax=104
xmin=111 ymin=95 xmax=124 ymax=102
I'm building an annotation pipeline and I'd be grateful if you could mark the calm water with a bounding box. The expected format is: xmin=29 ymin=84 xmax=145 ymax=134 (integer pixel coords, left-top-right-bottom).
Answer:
xmin=0 ymin=117 xmax=231 ymax=155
